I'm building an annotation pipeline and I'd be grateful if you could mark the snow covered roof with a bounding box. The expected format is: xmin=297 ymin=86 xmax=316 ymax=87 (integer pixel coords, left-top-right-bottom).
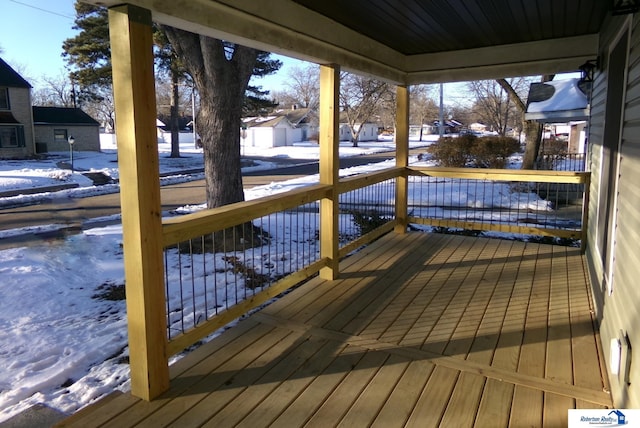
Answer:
xmin=525 ymin=78 xmax=590 ymax=122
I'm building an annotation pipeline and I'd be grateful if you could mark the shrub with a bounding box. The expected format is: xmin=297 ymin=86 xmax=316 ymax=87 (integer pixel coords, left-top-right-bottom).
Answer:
xmin=426 ymin=134 xmax=476 ymax=167
xmin=536 ymin=138 xmax=568 ymax=170
xmin=427 ymin=135 xmax=520 ymax=169
xmin=470 ymin=136 xmax=520 ymax=168
xmin=350 ymin=209 xmax=393 ymax=235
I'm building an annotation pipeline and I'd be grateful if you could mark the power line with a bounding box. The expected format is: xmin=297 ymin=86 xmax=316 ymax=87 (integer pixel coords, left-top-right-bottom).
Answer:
xmin=9 ymin=0 xmax=74 ymax=20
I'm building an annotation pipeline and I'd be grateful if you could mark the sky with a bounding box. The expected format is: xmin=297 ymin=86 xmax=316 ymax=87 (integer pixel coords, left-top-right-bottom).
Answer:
xmin=0 ymin=0 xmax=473 ymax=105
xmin=0 ymin=0 xmax=303 ymax=92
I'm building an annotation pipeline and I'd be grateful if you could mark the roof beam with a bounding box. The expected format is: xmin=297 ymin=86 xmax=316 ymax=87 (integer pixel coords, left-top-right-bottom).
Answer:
xmin=87 ymin=0 xmax=407 ymax=84
xmin=405 ymin=35 xmax=599 ymax=84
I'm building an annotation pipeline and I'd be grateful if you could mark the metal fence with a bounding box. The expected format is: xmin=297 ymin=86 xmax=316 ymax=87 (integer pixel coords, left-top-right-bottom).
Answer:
xmin=407 ymin=167 xmax=589 ymax=242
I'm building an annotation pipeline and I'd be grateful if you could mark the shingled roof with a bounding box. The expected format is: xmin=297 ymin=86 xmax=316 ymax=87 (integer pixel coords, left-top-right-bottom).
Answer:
xmin=0 ymin=57 xmax=32 ymax=88
xmin=32 ymin=106 xmax=99 ymax=126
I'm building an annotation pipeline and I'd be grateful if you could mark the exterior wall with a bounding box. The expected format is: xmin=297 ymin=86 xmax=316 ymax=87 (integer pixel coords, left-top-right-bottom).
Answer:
xmin=34 ymin=125 xmax=100 ymax=152
xmin=243 ymin=123 xmax=302 ymax=148
xmin=586 ymin=13 xmax=640 ymax=409
xmin=1 ymin=87 xmax=34 ymax=158
xmin=339 ymin=123 xmax=378 ymax=142
xmin=245 ymin=127 xmax=275 ymax=148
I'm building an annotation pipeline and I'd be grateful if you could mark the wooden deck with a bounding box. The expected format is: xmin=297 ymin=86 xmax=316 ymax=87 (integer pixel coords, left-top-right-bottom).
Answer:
xmin=58 ymin=232 xmax=611 ymax=428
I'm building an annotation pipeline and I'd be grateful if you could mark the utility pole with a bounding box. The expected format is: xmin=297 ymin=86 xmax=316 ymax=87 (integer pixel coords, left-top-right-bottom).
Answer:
xmin=439 ymin=83 xmax=444 ymax=137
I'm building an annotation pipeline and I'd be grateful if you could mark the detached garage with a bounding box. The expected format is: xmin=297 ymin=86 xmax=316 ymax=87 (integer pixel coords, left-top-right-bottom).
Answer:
xmin=33 ymin=106 xmax=100 ymax=153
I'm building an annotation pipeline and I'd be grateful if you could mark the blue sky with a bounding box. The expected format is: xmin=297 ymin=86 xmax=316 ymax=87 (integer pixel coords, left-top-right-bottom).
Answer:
xmin=1 ymin=0 xmax=77 ymax=84
xmin=0 ymin=0 xmax=482 ymax=105
xmin=0 ymin=0 xmax=300 ymax=92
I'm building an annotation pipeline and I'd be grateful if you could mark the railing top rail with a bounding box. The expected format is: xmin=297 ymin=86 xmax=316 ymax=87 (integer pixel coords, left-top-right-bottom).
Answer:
xmin=408 ymin=166 xmax=589 ymax=184
xmin=162 ymin=183 xmax=332 ymax=247
xmin=338 ymin=167 xmax=404 ymax=194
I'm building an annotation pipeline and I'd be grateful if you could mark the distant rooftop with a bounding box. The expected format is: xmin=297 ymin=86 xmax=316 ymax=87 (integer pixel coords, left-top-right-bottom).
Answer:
xmin=0 ymin=57 xmax=32 ymax=88
xmin=32 ymin=106 xmax=99 ymax=126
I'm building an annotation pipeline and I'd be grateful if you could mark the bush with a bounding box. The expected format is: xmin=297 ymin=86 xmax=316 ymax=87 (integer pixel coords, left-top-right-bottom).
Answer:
xmin=427 ymin=135 xmax=519 ymax=169
xmin=426 ymin=134 xmax=476 ymax=167
xmin=536 ymin=138 xmax=568 ymax=170
xmin=350 ymin=210 xmax=393 ymax=235
xmin=470 ymin=136 xmax=520 ymax=168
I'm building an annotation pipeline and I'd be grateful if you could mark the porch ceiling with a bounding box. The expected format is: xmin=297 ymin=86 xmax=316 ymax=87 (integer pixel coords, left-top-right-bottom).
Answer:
xmin=87 ymin=0 xmax=608 ymax=83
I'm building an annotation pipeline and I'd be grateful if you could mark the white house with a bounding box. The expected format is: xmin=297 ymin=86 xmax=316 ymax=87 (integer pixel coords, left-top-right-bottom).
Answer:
xmin=242 ymin=107 xmax=313 ymax=148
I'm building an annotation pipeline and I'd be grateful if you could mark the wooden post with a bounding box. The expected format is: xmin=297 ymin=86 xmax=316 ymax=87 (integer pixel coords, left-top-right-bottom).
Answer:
xmin=108 ymin=5 xmax=169 ymax=400
xmin=395 ymin=85 xmax=409 ymax=234
xmin=319 ymin=64 xmax=340 ymax=280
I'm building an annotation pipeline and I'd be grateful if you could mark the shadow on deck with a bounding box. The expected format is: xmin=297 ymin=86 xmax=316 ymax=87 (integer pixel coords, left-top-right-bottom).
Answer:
xmin=58 ymin=231 xmax=611 ymax=427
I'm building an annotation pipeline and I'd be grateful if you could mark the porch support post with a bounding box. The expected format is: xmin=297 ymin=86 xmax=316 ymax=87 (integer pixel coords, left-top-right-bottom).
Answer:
xmin=109 ymin=4 xmax=169 ymax=400
xmin=319 ymin=64 xmax=340 ymax=280
xmin=395 ymin=85 xmax=410 ymax=234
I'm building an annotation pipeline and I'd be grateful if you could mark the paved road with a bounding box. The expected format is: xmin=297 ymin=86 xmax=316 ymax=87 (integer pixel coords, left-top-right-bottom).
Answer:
xmin=0 ymin=150 xmax=415 ymax=241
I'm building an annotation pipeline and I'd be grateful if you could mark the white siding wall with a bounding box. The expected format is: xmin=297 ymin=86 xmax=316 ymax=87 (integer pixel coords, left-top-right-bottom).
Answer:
xmin=587 ymin=13 xmax=640 ymax=409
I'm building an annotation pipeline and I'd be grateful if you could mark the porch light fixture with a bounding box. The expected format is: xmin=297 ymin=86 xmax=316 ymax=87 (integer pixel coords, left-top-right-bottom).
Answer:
xmin=612 ymin=0 xmax=640 ymax=15
xmin=68 ymin=136 xmax=75 ymax=172
xmin=579 ymin=59 xmax=598 ymax=83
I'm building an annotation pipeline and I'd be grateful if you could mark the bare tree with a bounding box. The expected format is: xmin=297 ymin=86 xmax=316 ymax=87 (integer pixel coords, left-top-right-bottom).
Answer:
xmin=31 ymin=73 xmax=76 ymax=107
xmin=468 ymin=79 xmax=525 ymax=136
xmin=410 ymin=85 xmax=438 ymax=140
xmin=81 ymin=86 xmax=115 ymax=132
xmin=340 ymin=73 xmax=393 ymax=146
xmin=155 ymin=76 xmax=193 ymax=119
xmin=282 ymin=64 xmax=319 ymax=109
xmin=497 ymin=75 xmax=553 ymax=169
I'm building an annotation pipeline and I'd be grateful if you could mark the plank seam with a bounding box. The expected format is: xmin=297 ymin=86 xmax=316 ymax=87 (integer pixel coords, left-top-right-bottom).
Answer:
xmin=252 ymin=312 xmax=612 ymax=406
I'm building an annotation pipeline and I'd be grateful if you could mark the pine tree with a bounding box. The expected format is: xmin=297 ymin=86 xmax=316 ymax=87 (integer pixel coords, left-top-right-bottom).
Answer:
xmin=62 ymin=2 xmax=111 ymax=103
xmin=62 ymin=1 xmax=282 ymax=204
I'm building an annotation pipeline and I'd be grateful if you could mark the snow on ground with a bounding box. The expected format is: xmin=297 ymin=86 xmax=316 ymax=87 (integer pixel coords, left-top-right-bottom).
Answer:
xmin=0 ymin=134 xmax=541 ymax=422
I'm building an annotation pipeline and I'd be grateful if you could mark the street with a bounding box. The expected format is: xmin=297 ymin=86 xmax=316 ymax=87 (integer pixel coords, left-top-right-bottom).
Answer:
xmin=0 ymin=150 xmax=412 ymax=248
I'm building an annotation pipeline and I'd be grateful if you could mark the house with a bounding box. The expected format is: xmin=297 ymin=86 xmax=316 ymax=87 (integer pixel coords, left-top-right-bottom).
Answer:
xmin=0 ymin=56 xmax=101 ymax=158
xmin=339 ymin=112 xmax=378 ymax=142
xmin=242 ymin=106 xmax=314 ymax=148
xmin=433 ymin=118 xmax=464 ymax=134
xmin=0 ymin=57 xmax=34 ymax=158
xmin=469 ymin=122 xmax=488 ymax=133
xmin=62 ymin=0 xmax=640 ymax=423
xmin=32 ymin=106 xmax=100 ymax=153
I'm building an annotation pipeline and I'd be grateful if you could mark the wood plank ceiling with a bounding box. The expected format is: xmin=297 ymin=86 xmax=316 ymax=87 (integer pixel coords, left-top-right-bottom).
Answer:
xmin=292 ymin=0 xmax=610 ymax=56
xmin=84 ymin=0 xmax=611 ymax=83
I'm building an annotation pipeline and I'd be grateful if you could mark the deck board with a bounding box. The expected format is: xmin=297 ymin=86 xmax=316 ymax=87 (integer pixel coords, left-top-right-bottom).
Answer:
xmin=57 ymin=232 xmax=612 ymax=428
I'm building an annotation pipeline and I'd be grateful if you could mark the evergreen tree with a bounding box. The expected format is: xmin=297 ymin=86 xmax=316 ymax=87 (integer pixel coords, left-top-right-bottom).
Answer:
xmin=62 ymin=2 xmax=111 ymax=103
xmin=62 ymin=1 xmax=281 ymax=189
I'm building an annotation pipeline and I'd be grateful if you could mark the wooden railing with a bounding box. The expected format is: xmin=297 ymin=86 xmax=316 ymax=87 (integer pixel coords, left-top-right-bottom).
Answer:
xmin=407 ymin=167 xmax=590 ymax=243
xmin=161 ymin=168 xmax=403 ymax=357
xmin=151 ymin=165 xmax=590 ymax=394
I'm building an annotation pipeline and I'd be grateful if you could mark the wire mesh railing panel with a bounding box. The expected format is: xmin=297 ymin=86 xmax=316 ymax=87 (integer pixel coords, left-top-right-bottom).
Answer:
xmin=338 ymin=178 xmax=396 ymax=248
xmin=536 ymin=153 xmax=586 ymax=171
xmin=163 ymin=202 xmax=320 ymax=341
xmin=408 ymin=174 xmax=584 ymax=238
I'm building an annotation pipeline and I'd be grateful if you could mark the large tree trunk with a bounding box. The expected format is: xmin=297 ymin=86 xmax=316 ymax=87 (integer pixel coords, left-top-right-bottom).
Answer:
xmin=163 ymin=27 xmax=256 ymax=208
xmin=521 ymin=120 xmax=543 ymax=169
xmin=496 ymin=75 xmax=553 ymax=170
xmin=163 ymin=27 xmax=268 ymax=252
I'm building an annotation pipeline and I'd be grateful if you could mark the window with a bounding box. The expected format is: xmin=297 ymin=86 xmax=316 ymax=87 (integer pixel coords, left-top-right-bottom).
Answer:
xmin=54 ymin=128 xmax=68 ymax=142
xmin=0 ymin=88 xmax=9 ymax=110
xmin=0 ymin=126 xmax=25 ymax=148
